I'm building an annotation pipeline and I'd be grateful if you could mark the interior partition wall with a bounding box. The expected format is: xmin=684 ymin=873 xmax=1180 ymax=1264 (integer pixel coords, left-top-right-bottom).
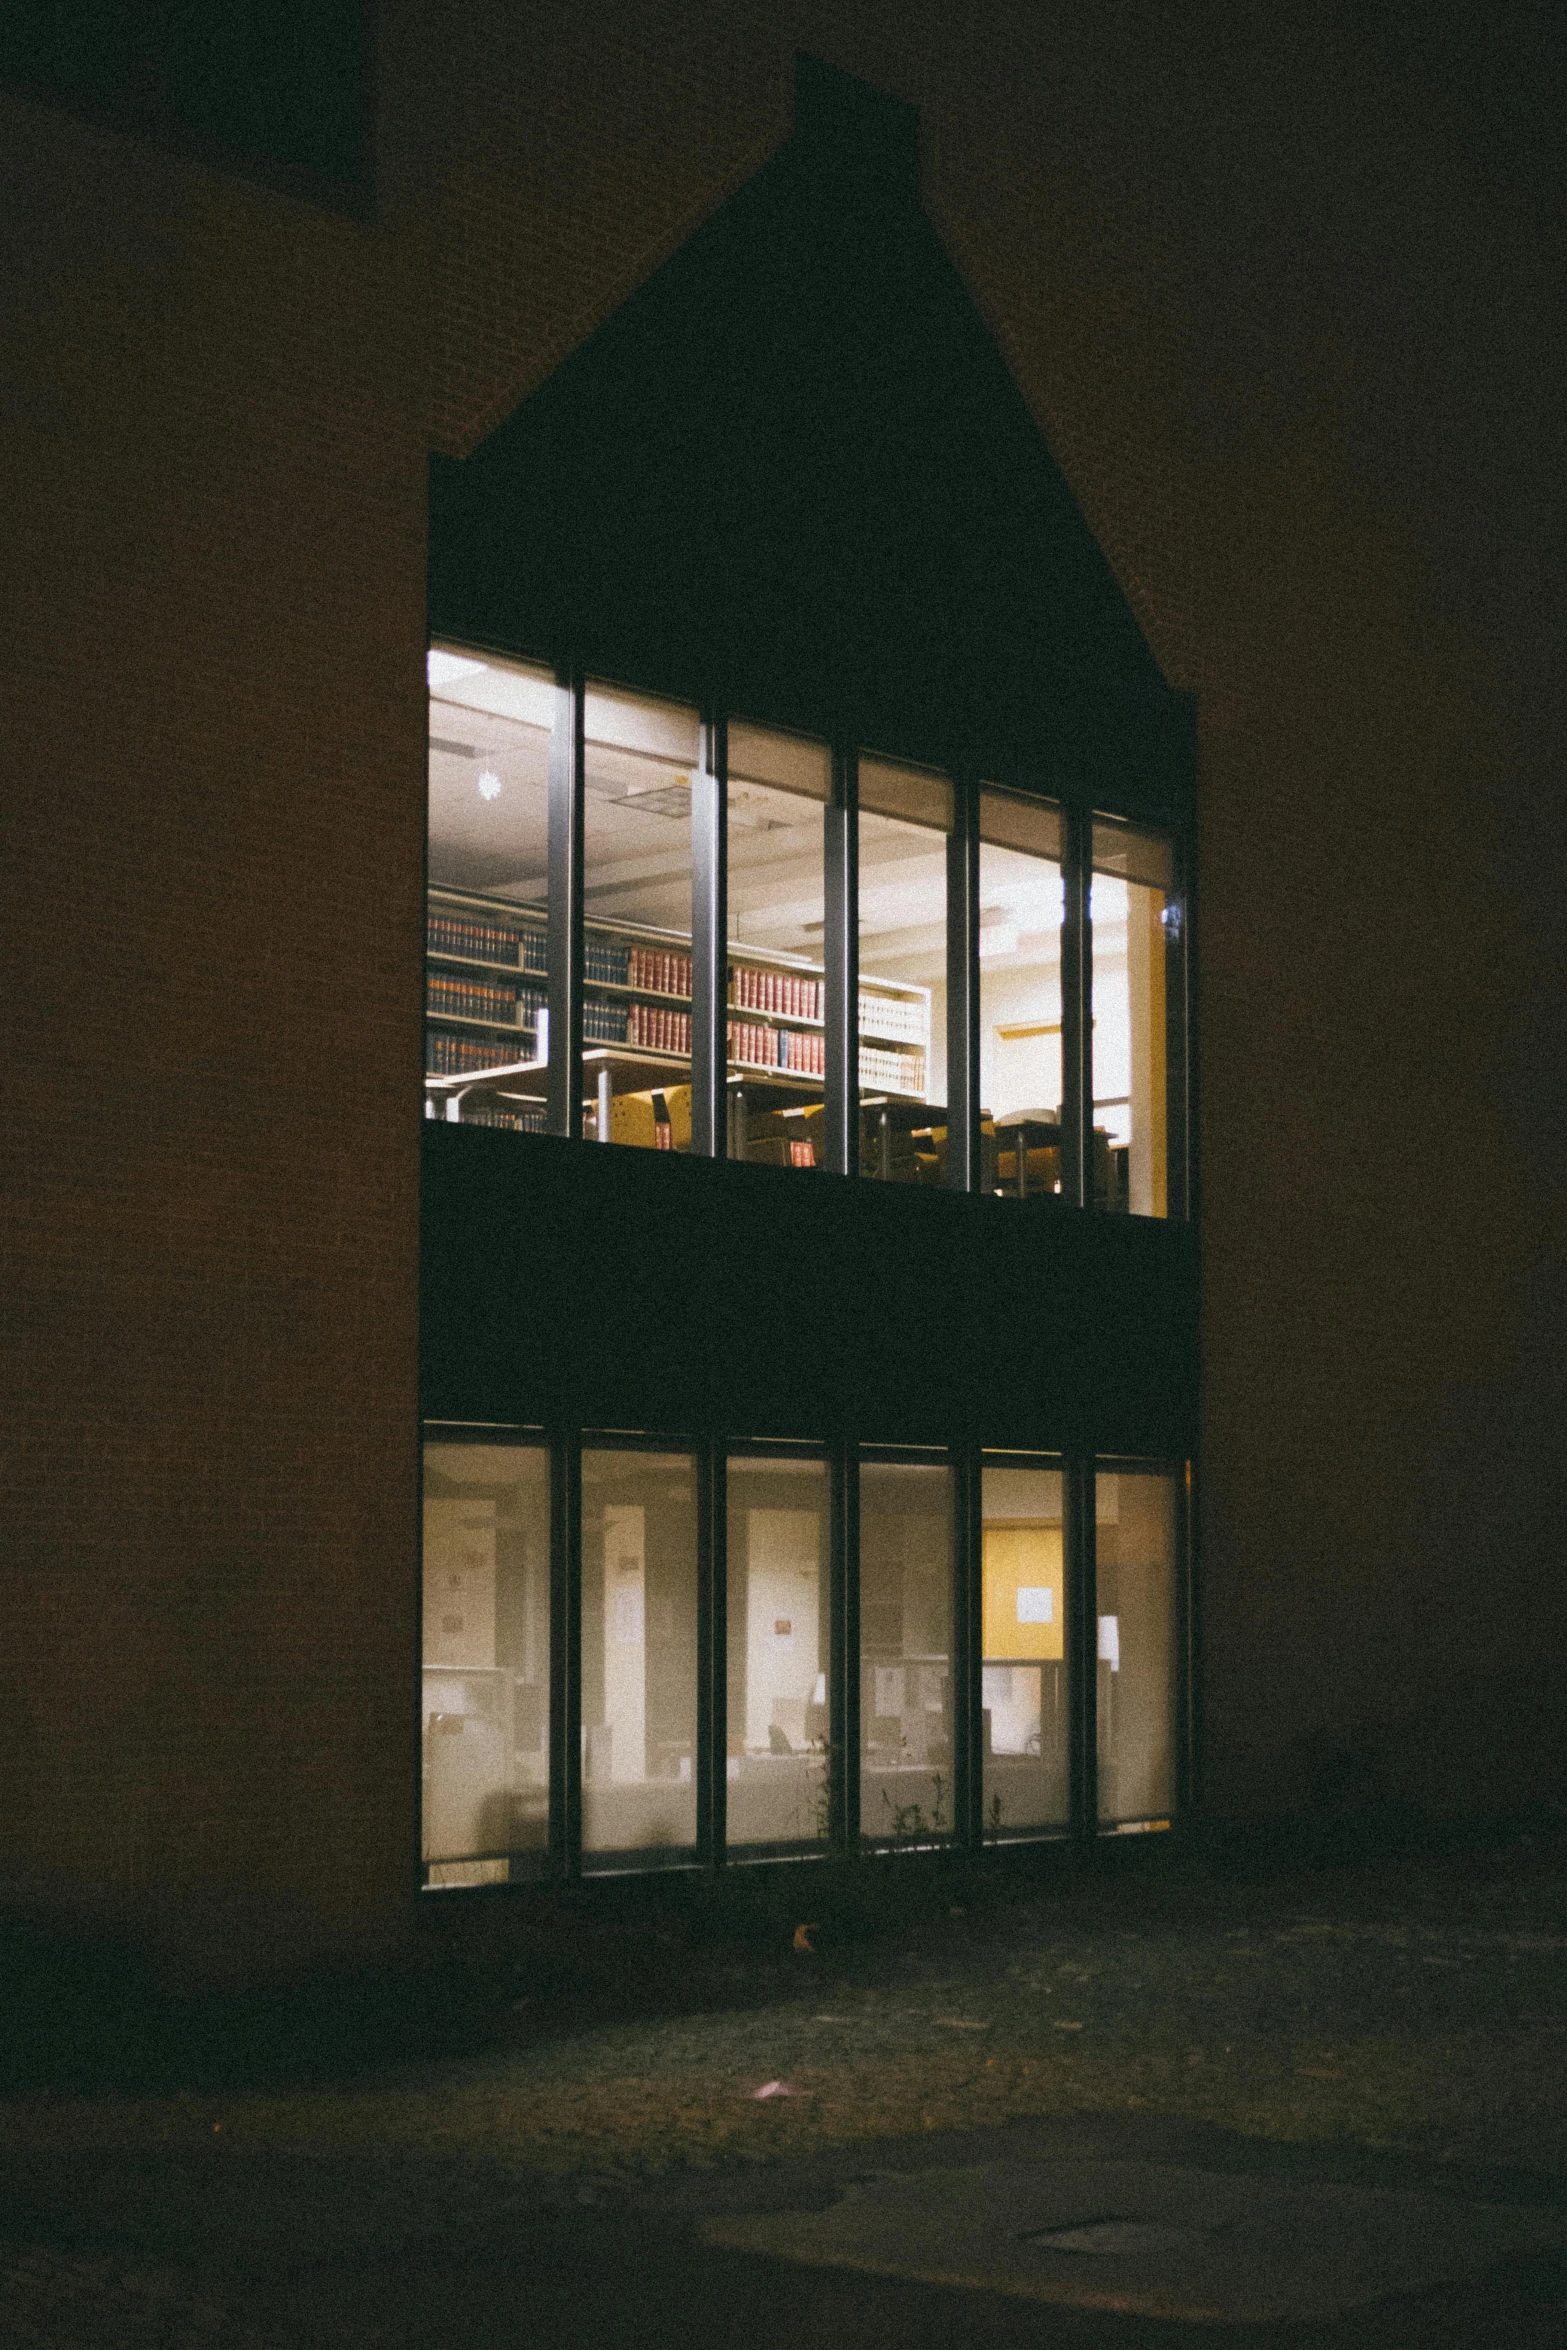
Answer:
xmin=420 ymin=1428 xmax=1190 ymax=1889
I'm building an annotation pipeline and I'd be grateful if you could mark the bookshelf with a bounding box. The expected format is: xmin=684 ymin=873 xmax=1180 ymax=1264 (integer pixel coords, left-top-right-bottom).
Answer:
xmin=425 ymin=885 xmax=932 ymax=1141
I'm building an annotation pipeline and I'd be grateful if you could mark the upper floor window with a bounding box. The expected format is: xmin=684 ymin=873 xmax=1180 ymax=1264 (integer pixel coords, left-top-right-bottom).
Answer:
xmin=424 ymin=645 xmax=1188 ymax=1217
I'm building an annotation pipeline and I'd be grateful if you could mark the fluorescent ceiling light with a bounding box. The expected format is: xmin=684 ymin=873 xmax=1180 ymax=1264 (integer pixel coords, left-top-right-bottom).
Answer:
xmin=428 ymin=649 xmax=487 ymax=686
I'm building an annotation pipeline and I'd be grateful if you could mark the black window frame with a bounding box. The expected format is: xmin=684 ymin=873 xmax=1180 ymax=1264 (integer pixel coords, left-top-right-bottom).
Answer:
xmin=427 ymin=638 xmax=1193 ymax=1217
xmin=419 ymin=1426 xmax=1194 ymax=1888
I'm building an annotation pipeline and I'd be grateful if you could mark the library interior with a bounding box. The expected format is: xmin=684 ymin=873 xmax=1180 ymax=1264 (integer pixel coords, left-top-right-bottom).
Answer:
xmin=423 ymin=646 xmax=1179 ymax=1208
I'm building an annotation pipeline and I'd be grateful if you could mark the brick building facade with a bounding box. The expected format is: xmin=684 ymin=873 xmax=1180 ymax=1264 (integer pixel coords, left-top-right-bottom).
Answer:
xmin=3 ymin=4 xmax=1561 ymax=1977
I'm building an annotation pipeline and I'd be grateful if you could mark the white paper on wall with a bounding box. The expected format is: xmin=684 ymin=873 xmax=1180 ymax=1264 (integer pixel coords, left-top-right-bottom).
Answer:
xmin=422 ymin=1500 xmax=497 ymax=1668
xmin=1016 ymin=1585 xmax=1054 ymax=1623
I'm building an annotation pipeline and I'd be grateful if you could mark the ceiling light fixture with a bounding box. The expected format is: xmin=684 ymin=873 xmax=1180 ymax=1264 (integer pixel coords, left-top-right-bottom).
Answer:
xmin=478 ymin=769 xmax=502 ymax=801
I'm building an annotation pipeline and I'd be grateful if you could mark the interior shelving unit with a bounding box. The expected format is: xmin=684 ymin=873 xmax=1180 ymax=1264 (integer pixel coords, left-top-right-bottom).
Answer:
xmin=424 ymin=884 xmax=931 ymax=1148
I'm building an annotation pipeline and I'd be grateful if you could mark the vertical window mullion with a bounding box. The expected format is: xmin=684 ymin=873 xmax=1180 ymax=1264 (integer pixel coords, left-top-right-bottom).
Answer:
xmin=1167 ymin=828 xmax=1194 ymax=1223
xmin=545 ymin=665 xmax=585 ymax=1140
xmin=824 ymin=744 xmax=859 ymax=1177
xmin=945 ymin=772 xmax=981 ymax=1191
xmin=550 ymin=1428 xmax=583 ymax=1880
xmin=1175 ymin=1458 xmax=1198 ymax=1819
xmin=1060 ymin=803 xmax=1092 ymax=1207
xmin=1066 ymin=1456 xmax=1097 ymax=1838
xmin=950 ymin=1443 xmax=983 ymax=1848
xmin=691 ymin=710 xmax=728 ymax=1159
xmin=697 ymin=1440 xmax=727 ymax=1865
xmin=829 ymin=1438 xmax=860 ymax=1852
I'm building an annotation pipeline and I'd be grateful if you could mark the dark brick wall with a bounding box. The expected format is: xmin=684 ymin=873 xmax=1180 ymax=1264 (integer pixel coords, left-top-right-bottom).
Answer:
xmin=2 ymin=2 xmax=1560 ymax=1974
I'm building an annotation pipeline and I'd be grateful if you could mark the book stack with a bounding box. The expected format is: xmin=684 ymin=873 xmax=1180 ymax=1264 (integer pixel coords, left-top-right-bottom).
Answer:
xmin=628 ymin=945 xmax=692 ymax=997
xmin=464 ymin=1105 xmax=545 ymax=1134
xmin=426 ymin=910 xmax=523 ymax=966
xmin=732 ymin=965 xmax=822 ymax=1020
xmin=583 ymin=1000 xmax=630 ymax=1045
xmin=520 ymin=928 xmax=547 ymax=974
xmin=776 ymin=1027 xmax=824 ymax=1076
xmin=585 ymin=937 xmax=631 ymax=986
xmin=426 ymin=1032 xmax=528 ymax=1077
xmin=859 ymin=990 xmax=926 ymax=1043
xmin=628 ymin=1003 xmax=692 ymax=1053
xmin=727 ymin=1019 xmax=779 ymax=1069
xmin=858 ymin=1044 xmax=925 ymax=1095
xmin=427 ymin=972 xmax=522 ymax=1024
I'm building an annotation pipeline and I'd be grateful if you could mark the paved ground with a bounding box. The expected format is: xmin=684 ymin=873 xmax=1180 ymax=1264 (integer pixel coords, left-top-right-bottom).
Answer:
xmin=3 ymin=1832 xmax=1565 ymax=2345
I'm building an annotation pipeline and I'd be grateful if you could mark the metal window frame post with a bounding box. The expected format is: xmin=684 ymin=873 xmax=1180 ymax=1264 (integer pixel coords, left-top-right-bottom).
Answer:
xmin=824 ymin=743 xmax=859 ymax=1177
xmin=546 ymin=665 xmax=585 ymax=1140
xmin=691 ymin=710 xmax=728 ymax=1158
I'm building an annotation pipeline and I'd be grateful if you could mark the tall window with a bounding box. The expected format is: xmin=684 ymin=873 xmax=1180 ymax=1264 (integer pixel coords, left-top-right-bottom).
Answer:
xmin=726 ymin=722 xmax=830 ymax=1166
xmin=425 ymin=647 xmax=553 ymax=1133
xmin=859 ymin=1453 xmax=954 ymax=1847
xmin=857 ymin=761 xmax=950 ymax=1182
xmin=583 ymin=683 xmax=700 ymax=1148
xmin=1095 ymin=1464 xmax=1180 ymax=1826
xmin=978 ymin=790 xmax=1065 ymax=1198
xmin=580 ymin=1444 xmax=700 ymax=1865
xmin=981 ymin=1455 xmax=1068 ymax=1838
xmin=1091 ymin=819 xmax=1181 ymax=1217
xmin=421 ymin=1438 xmax=550 ymax=1887
xmin=726 ymin=1451 xmax=832 ymax=1848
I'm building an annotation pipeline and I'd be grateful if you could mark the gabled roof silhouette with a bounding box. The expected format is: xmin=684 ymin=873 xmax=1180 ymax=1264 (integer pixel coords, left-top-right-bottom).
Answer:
xmin=429 ymin=57 xmax=1192 ymax=816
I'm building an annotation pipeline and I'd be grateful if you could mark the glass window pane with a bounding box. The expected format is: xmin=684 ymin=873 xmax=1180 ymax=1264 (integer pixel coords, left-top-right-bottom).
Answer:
xmin=858 ymin=758 xmax=949 ymax=1183
xmin=422 ymin=1440 xmax=551 ymax=1886
xmin=425 ymin=646 xmax=554 ymax=1136
xmin=725 ymin=1454 xmax=831 ymax=1850
xmin=581 ymin=1446 xmax=699 ymax=1860
xmin=584 ymin=682 xmax=700 ymax=1151
xmin=726 ymin=722 xmax=830 ymax=1169
xmin=859 ymin=1457 xmax=954 ymax=1847
xmin=979 ymin=789 xmax=1064 ymax=1198
xmin=1096 ymin=1465 xmax=1179 ymax=1825
xmin=1091 ymin=818 xmax=1179 ymax=1216
xmin=981 ymin=1459 xmax=1068 ymax=1838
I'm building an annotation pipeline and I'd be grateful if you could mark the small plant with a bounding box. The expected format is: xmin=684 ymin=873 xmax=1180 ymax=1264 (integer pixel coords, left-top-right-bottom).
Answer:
xmin=810 ymin=1738 xmax=838 ymax=1843
xmin=871 ymin=1771 xmax=948 ymax=1851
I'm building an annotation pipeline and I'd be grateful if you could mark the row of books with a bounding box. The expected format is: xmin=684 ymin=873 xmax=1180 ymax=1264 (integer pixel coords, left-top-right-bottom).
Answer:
xmin=731 ymin=964 xmax=822 ymax=1020
xmin=430 ymin=909 xmax=921 ymax=1043
xmin=462 ymin=1105 xmax=545 ymax=1134
xmin=628 ymin=1002 xmax=693 ymax=1054
xmin=426 ymin=912 xmax=547 ymax=973
xmin=585 ymin=938 xmax=630 ymax=986
xmin=628 ymin=945 xmax=692 ymax=997
xmin=859 ymin=990 xmax=927 ymax=1045
xmin=427 ymin=973 xmax=542 ymax=1025
xmin=426 ymin=1032 xmax=530 ymax=1077
xmin=725 ymin=1020 xmax=828 ymax=1074
xmin=859 ymin=1044 xmax=925 ymax=1094
xmin=584 ymin=1001 xmax=629 ymax=1046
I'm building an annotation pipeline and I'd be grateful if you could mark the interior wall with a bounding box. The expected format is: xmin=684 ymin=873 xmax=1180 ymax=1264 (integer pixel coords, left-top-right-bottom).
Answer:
xmin=3 ymin=0 xmax=1561 ymax=1979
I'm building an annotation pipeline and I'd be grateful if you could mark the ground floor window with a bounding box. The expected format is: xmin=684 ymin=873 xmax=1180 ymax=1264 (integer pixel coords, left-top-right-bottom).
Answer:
xmin=420 ymin=1431 xmax=1188 ymax=1887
